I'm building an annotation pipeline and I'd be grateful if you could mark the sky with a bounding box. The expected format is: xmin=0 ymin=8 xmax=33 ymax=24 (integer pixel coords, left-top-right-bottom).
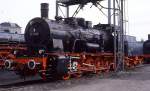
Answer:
xmin=0 ymin=0 xmax=149 ymax=41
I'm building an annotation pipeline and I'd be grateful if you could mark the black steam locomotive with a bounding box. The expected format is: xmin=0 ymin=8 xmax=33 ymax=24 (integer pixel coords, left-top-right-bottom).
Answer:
xmin=25 ymin=17 xmax=114 ymax=54
xmin=24 ymin=3 xmax=114 ymax=55
xmin=24 ymin=3 xmax=143 ymax=56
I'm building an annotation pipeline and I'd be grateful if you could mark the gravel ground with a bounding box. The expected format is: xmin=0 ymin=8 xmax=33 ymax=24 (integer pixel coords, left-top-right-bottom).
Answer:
xmin=1 ymin=65 xmax=150 ymax=91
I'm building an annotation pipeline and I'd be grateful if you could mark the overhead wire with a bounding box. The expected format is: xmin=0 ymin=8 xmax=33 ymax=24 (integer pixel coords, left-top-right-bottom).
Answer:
xmin=58 ymin=5 xmax=66 ymax=18
xmin=96 ymin=4 xmax=108 ymax=17
xmin=72 ymin=5 xmax=82 ymax=17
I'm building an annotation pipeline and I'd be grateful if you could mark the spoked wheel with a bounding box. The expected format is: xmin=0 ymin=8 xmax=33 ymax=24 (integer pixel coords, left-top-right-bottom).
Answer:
xmin=62 ymin=73 xmax=71 ymax=80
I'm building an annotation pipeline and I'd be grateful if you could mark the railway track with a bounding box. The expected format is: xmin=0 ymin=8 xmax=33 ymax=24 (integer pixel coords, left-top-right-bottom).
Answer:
xmin=0 ymin=79 xmax=48 ymax=91
xmin=0 ymin=64 xmax=150 ymax=91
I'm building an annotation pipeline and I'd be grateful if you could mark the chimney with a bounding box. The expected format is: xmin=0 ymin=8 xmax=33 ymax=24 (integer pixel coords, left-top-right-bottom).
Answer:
xmin=148 ymin=34 xmax=150 ymax=40
xmin=41 ymin=3 xmax=49 ymax=19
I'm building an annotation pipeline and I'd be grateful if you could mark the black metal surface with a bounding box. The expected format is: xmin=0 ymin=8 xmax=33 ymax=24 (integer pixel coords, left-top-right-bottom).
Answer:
xmin=25 ymin=18 xmax=51 ymax=50
xmin=25 ymin=17 xmax=113 ymax=53
xmin=148 ymin=34 xmax=150 ymax=40
xmin=56 ymin=56 xmax=69 ymax=75
xmin=143 ymin=35 xmax=150 ymax=63
xmin=125 ymin=41 xmax=143 ymax=56
xmin=41 ymin=3 xmax=49 ymax=19
xmin=58 ymin=0 xmax=103 ymax=6
xmin=143 ymin=40 xmax=150 ymax=54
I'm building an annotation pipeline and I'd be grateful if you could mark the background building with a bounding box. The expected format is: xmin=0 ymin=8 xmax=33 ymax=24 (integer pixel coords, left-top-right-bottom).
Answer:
xmin=0 ymin=22 xmax=21 ymax=34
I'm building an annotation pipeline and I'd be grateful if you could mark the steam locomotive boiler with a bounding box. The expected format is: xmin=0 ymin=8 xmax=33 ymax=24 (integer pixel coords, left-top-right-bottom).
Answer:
xmin=25 ymin=17 xmax=114 ymax=54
